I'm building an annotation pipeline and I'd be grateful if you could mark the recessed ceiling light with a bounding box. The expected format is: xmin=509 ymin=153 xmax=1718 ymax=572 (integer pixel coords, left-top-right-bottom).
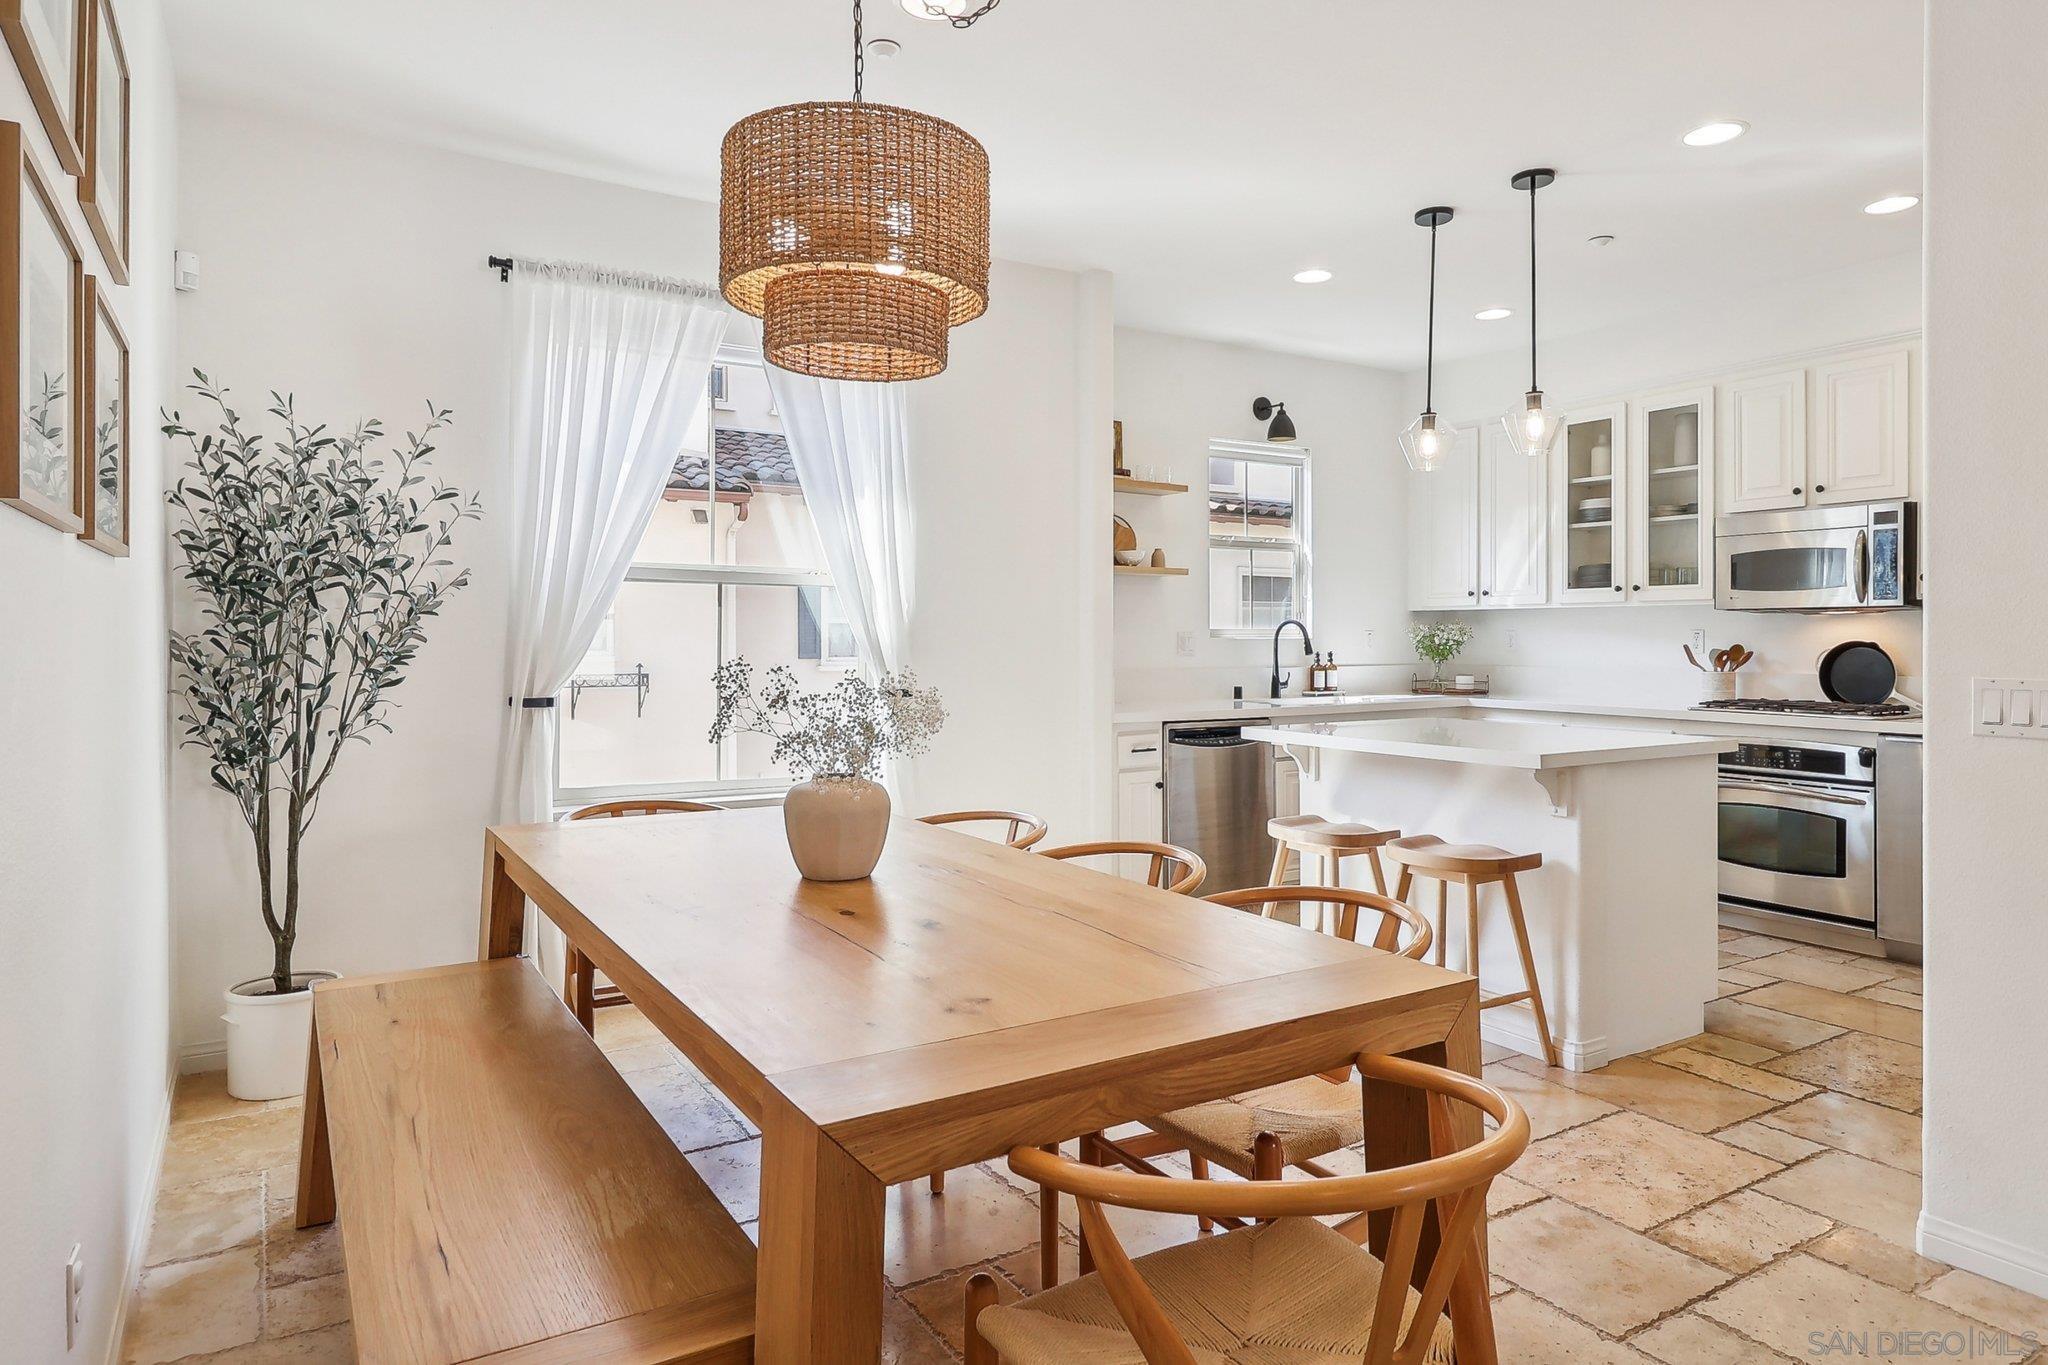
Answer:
xmin=1684 ymin=120 xmax=1749 ymax=147
xmin=1587 ymin=234 xmax=1616 ymax=247
xmin=864 ymin=37 xmax=901 ymax=58
xmin=1864 ymin=194 xmax=1920 ymax=216
xmin=1292 ymin=268 xmax=1333 ymax=285
xmin=899 ymin=0 xmax=968 ymax=19
xmin=1475 ymin=307 xmax=1512 ymax=321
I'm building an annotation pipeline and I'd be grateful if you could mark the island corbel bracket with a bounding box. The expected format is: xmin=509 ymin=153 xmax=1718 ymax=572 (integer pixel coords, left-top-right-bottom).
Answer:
xmin=1532 ymin=768 xmax=1573 ymax=818
xmin=1275 ymin=742 xmax=1322 ymax=783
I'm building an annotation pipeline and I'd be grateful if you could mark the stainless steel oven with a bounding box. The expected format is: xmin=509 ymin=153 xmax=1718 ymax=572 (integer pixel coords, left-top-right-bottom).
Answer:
xmin=1715 ymin=501 xmax=1918 ymax=612
xmin=1718 ymin=739 xmax=1876 ymax=928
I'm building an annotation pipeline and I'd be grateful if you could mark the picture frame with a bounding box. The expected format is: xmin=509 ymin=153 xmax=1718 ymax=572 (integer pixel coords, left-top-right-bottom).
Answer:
xmin=0 ymin=0 xmax=88 ymax=176
xmin=77 ymin=274 xmax=125 ymax=554
xmin=77 ymin=0 xmax=125 ymax=283
xmin=0 ymin=120 xmax=86 ymax=532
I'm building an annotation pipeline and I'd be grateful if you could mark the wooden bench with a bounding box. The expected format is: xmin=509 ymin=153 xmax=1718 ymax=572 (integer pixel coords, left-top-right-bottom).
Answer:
xmin=295 ymin=957 xmax=756 ymax=1364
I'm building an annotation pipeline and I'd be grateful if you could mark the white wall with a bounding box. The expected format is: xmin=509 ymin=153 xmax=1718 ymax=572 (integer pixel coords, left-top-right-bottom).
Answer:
xmin=0 ymin=1 xmax=178 ymax=1356
xmin=1920 ymin=0 xmax=2048 ymax=1295
xmin=1411 ymin=251 xmax=1924 ymax=706
xmin=1112 ymin=328 xmax=1411 ymax=706
xmin=170 ymin=104 xmax=1112 ymax=1064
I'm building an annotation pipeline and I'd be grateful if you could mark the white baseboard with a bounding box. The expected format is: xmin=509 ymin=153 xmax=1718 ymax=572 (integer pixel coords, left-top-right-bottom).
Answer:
xmin=1482 ymin=1014 xmax=1608 ymax=1072
xmin=1918 ymin=1210 xmax=2048 ymax=1299
xmin=178 ymin=1038 xmax=227 ymax=1075
xmin=103 ymin=1060 xmax=177 ymax=1364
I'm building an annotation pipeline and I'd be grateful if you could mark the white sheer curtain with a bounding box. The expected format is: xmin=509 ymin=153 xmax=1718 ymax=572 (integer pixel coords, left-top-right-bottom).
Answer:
xmin=764 ymin=367 xmax=918 ymax=789
xmin=494 ymin=259 xmax=729 ymax=977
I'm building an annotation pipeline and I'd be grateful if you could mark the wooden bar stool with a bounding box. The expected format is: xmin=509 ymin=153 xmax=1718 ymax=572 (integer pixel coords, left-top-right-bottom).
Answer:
xmin=1268 ymin=814 xmax=1399 ymax=932
xmin=1386 ymin=834 xmax=1561 ymax=1068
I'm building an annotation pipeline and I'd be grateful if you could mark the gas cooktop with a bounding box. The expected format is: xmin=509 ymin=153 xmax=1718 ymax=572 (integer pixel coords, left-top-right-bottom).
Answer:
xmin=1692 ymin=698 xmax=1919 ymax=718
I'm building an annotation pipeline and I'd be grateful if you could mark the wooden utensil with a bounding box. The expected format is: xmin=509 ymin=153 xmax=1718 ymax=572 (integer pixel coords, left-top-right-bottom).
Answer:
xmin=1683 ymin=645 xmax=1707 ymax=672
xmin=1711 ymin=649 xmax=1730 ymax=672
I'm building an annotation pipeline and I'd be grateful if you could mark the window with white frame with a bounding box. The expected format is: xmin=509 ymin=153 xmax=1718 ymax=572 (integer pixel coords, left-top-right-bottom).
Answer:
xmin=1207 ymin=441 xmax=1309 ymax=635
xmin=554 ymin=351 xmax=860 ymax=803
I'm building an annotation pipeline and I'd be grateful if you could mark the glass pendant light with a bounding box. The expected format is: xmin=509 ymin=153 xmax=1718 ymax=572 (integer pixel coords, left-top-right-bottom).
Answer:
xmin=1501 ymin=168 xmax=1562 ymax=460
xmin=1400 ymin=206 xmax=1455 ymax=473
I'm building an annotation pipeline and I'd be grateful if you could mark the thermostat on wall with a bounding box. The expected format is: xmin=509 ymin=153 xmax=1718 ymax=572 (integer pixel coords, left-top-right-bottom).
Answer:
xmin=174 ymin=249 xmax=199 ymax=292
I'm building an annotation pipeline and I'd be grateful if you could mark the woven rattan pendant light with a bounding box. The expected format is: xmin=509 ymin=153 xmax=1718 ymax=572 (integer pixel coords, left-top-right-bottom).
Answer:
xmin=720 ymin=0 xmax=990 ymax=381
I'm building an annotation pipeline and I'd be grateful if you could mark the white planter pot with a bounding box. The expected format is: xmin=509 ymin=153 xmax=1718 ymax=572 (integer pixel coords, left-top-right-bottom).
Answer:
xmin=222 ymin=972 xmax=337 ymax=1101
xmin=783 ymin=775 xmax=891 ymax=881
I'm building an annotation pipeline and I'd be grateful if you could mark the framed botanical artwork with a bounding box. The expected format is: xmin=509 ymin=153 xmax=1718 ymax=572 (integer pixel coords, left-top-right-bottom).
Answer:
xmin=0 ymin=121 xmax=86 ymax=532
xmin=77 ymin=275 xmax=124 ymax=553
xmin=77 ymin=0 xmax=123 ymax=282
xmin=0 ymin=0 xmax=87 ymax=176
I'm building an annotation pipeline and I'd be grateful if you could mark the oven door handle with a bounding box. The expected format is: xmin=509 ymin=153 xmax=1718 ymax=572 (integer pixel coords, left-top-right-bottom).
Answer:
xmin=1854 ymin=528 xmax=1871 ymax=604
xmin=1719 ymin=779 xmax=1870 ymax=808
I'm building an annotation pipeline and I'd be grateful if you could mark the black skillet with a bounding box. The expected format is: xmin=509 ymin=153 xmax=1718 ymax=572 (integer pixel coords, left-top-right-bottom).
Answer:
xmin=1817 ymin=640 xmax=1898 ymax=705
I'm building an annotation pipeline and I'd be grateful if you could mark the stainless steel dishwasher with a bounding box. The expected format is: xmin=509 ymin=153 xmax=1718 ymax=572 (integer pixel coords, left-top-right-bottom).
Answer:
xmin=1163 ymin=723 xmax=1275 ymax=893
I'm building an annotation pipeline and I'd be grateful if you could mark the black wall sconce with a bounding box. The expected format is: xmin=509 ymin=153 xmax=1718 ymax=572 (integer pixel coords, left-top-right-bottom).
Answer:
xmin=1251 ymin=396 xmax=1297 ymax=443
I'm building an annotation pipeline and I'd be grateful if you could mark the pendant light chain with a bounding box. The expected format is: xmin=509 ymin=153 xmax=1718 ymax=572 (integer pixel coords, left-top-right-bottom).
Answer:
xmin=853 ymin=0 xmax=865 ymax=101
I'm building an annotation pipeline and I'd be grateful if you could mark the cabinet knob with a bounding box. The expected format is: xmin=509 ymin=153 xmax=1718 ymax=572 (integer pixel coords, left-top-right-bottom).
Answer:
xmin=1481 ymin=589 xmax=1491 ymax=597
xmin=1793 ymin=486 xmax=1803 ymax=495
xmin=1815 ymin=484 xmax=1826 ymax=493
xmin=1153 ymin=780 xmax=1163 ymax=790
xmin=1633 ymin=584 xmax=1643 ymax=592
xmin=1613 ymin=585 xmax=1623 ymax=593
xmin=1467 ymin=590 xmax=1477 ymax=598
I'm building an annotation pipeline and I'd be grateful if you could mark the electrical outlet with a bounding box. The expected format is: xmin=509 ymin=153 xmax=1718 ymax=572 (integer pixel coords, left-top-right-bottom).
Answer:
xmin=1174 ymin=630 xmax=1196 ymax=658
xmin=65 ymin=1245 xmax=83 ymax=1350
xmin=1506 ymin=629 xmax=1518 ymax=651
xmin=1361 ymin=629 xmax=1374 ymax=650
xmin=1690 ymin=628 xmax=1708 ymax=656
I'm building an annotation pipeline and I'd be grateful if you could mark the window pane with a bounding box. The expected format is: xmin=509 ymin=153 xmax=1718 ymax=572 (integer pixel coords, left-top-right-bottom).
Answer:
xmin=560 ymin=579 xmax=864 ymax=792
xmin=558 ymin=581 xmax=720 ymax=790
xmin=1249 ymin=547 xmax=1297 ymax=628
xmin=1208 ymin=457 xmax=1248 ymax=536
xmin=650 ymin=363 xmax=827 ymax=571
xmin=1243 ymin=461 xmax=1296 ymax=541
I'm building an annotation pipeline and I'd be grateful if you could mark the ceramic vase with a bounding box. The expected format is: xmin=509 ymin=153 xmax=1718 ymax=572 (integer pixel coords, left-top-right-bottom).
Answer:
xmin=784 ymin=774 xmax=891 ymax=881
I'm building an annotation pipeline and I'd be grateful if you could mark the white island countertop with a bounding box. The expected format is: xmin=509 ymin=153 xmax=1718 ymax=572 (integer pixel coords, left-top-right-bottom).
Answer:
xmin=1244 ymin=716 xmax=1737 ymax=770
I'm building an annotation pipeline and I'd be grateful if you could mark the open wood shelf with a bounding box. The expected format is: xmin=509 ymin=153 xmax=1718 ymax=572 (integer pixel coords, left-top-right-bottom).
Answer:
xmin=1113 ymin=564 xmax=1189 ymax=576
xmin=1113 ymin=476 xmax=1190 ymax=496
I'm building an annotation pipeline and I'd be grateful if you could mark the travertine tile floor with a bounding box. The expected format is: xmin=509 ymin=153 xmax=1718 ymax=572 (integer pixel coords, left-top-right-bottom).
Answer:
xmin=121 ymin=933 xmax=2048 ymax=1362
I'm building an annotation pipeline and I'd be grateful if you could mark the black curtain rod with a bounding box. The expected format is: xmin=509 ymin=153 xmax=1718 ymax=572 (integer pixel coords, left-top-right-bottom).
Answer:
xmin=487 ymin=255 xmax=514 ymax=282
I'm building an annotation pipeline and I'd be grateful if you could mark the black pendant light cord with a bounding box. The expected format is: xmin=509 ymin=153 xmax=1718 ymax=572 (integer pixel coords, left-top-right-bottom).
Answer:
xmin=1425 ymin=220 xmax=1440 ymax=414
xmin=1527 ymin=180 xmax=1538 ymax=392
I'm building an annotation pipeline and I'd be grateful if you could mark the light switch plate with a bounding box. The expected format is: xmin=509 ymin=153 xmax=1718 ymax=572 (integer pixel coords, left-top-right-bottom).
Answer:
xmin=1174 ymin=630 xmax=1196 ymax=658
xmin=1973 ymin=678 xmax=2048 ymax=738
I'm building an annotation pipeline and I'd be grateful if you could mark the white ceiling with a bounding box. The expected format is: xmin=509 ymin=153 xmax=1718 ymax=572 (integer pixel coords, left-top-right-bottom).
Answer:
xmin=164 ymin=0 xmax=1923 ymax=370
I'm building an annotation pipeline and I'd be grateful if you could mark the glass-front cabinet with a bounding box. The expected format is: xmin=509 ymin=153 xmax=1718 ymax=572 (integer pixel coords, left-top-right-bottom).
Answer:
xmin=1555 ymin=403 xmax=1626 ymax=603
xmin=1627 ymin=387 xmax=1715 ymax=604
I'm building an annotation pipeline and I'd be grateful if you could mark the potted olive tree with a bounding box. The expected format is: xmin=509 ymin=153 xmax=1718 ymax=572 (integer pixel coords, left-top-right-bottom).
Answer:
xmin=166 ymin=375 xmax=481 ymax=1099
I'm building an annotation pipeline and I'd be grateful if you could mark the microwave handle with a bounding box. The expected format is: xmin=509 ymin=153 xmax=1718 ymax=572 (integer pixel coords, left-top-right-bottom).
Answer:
xmin=1855 ymin=528 xmax=1871 ymax=604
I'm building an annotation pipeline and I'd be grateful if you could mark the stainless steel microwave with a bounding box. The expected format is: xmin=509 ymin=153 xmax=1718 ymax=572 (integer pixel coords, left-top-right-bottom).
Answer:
xmin=1715 ymin=501 xmax=1919 ymax=612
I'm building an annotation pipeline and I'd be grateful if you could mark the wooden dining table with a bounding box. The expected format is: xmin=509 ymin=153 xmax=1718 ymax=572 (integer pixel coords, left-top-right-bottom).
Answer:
xmin=479 ymin=807 xmax=1492 ymax=1364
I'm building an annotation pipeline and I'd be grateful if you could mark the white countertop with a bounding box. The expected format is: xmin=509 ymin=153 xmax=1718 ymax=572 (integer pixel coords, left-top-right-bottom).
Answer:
xmin=1114 ymin=694 xmax=1923 ymax=737
xmin=1243 ymin=716 xmax=1737 ymax=770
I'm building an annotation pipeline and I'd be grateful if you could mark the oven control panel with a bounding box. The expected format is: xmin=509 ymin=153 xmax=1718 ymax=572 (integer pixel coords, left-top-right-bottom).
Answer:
xmin=1723 ymin=741 xmax=1875 ymax=784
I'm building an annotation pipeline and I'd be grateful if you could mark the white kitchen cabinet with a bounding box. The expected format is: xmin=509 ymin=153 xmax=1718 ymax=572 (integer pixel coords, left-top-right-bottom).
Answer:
xmin=1114 ymin=761 xmax=1164 ymax=880
xmin=1627 ymin=387 xmax=1714 ymax=603
xmin=1406 ymin=423 xmax=1481 ymax=609
xmin=1479 ymin=422 xmax=1548 ymax=607
xmin=1554 ymin=404 xmax=1628 ymax=603
xmin=1718 ymin=369 xmax=1808 ymax=513
xmin=1812 ymin=347 xmax=1910 ymax=505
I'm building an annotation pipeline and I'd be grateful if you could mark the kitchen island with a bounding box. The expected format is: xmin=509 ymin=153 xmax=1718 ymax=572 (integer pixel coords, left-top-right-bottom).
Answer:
xmin=1245 ymin=716 xmax=1735 ymax=1070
